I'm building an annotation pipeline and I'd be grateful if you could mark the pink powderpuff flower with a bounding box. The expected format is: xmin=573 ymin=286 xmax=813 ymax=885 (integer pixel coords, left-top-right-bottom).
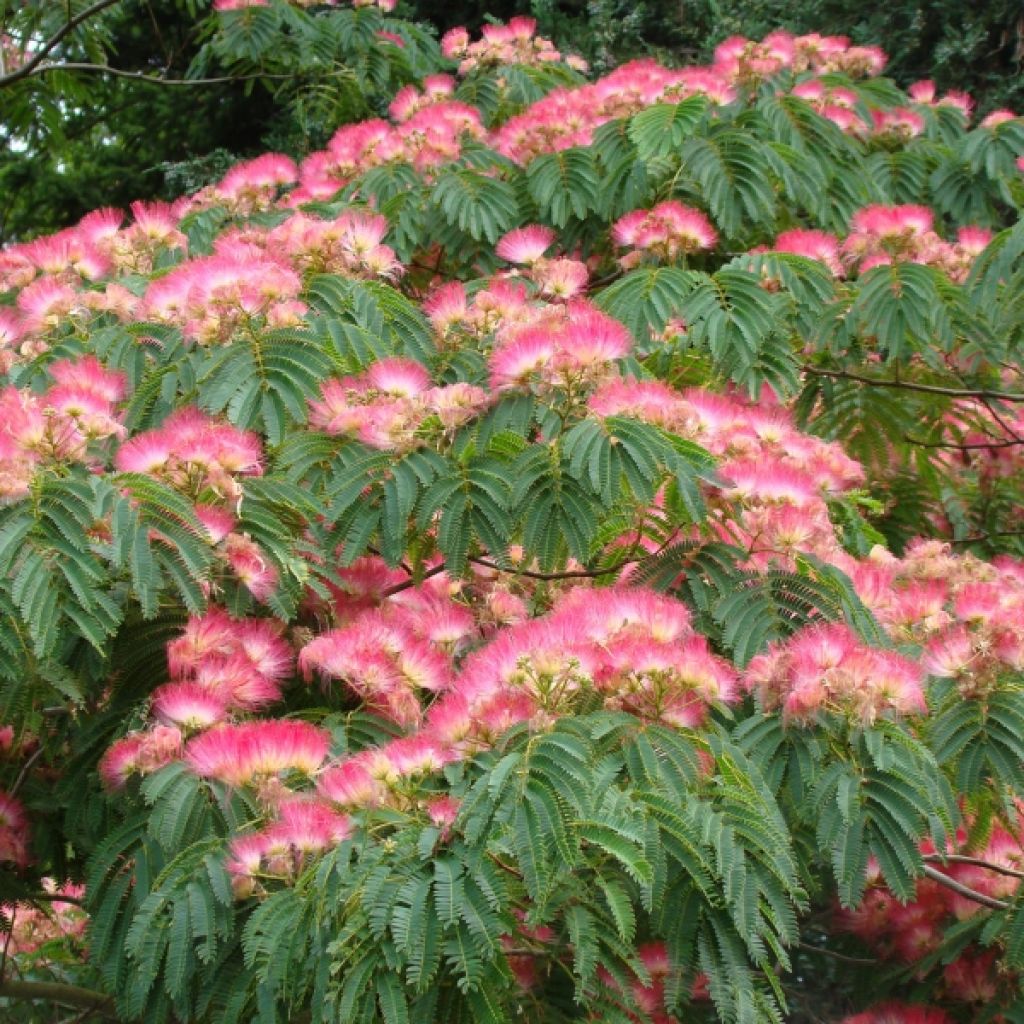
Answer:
xmin=981 ymin=109 xmax=1017 ymax=129
xmin=871 ymin=107 xmax=925 ymax=139
xmin=440 ymin=27 xmax=470 ymax=59
xmin=423 ymin=281 xmax=469 ymax=334
xmin=719 ymin=458 xmax=821 ymax=506
xmin=98 ymin=734 xmax=146 ymax=789
xmin=426 ymin=795 xmax=460 ymax=832
xmin=226 ymin=831 xmax=268 ymax=896
xmin=317 ymin=754 xmax=389 ymax=808
xmin=152 ymin=682 xmax=229 ymax=730
xmin=0 ymin=790 xmax=29 ymax=866
xmin=908 ymin=80 xmax=937 ymax=104
xmin=190 ymin=655 xmax=284 ymax=710
xmin=488 ymin=324 xmax=556 ymax=389
xmin=495 ymin=224 xmax=556 ymax=265
xmin=223 ymin=532 xmax=278 ymax=602
xmin=942 ymin=949 xmax=999 ymax=1001
xmin=195 ymin=504 xmax=237 ymax=544
xmin=773 ymin=228 xmax=843 ymax=276
xmin=556 ymin=301 xmax=630 ymax=367
xmin=956 ymin=225 xmax=992 ymax=256
xmin=272 ymin=797 xmax=351 ymax=852
xmin=851 ymin=204 xmax=934 ymax=241
xmin=216 ymin=153 xmax=297 ymax=209
xmin=185 ymin=719 xmax=330 ymax=786
xmin=364 ymin=357 xmax=431 ymax=397
xmin=533 ymin=258 xmax=589 ymax=300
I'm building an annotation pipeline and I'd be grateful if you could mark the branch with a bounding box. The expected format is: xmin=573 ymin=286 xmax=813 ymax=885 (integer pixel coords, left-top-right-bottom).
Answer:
xmin=923 ymin=853 xmax=1024 ymax=881
xmin=950 ymin=530 xmax=1024 ymax=546
xmin=469 ymin=555 xmax=630 ymax=581
xmin=0 ymin=0 xmax=122 ymax=88
xmin=379 ymin=561 xmax=448 ymax=598
xmin=17 ymin=61 xmax=329 ymax=86
xmin=904 ymin=435 xmax=1024 ymax=450
xmin=0 ymin=980 xmax=117 ymax=1019
xmin=801 ymin=365 xmax=1024 ymax=403
xmin=921 ymin=863 xmax=1010 ymax=910
xmin=796 ymin=941 xmax=876 ymax=966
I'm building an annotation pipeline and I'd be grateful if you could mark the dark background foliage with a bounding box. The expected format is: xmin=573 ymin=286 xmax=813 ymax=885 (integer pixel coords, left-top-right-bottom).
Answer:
xmin=1 ymin=0 xmax=1021 ymax=243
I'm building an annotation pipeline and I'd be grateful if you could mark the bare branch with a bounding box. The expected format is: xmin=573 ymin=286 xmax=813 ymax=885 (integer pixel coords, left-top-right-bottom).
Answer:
xmin=904 ymin=435 xmax=1024 ymax=450
xmin=0 ymin=980 xmax=117 ymax=1019
xmin=801 ymin=365 xmax=1024 ymax=403
xmin=0 ymin=0 xmax=122 ymax=88
xmin=921 ymin=863 xmax=1010 ymax=910
xmin=923 ymin=853 xmax=1024 ymax=881
xmin=16 ymin=60 xmax=328 ymax=86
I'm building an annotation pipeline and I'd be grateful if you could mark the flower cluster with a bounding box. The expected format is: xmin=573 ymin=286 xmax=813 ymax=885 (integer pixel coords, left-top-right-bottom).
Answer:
xmin=0 ymin=357 xmax=126 ymax=500
xmin=0 ymin=789 xmax=30 ymax=866
xmin=292 ymin=103 xmax=485 ymax=201
xmin=100 ymin=608 xmax=294 ymax=789
xmin=309 ymin=357 xmax=490 ymax=451
xmin=299 ymin=587 xmax=468 ymax=726
xmin=115 ymin=407 xmax=262 ymax=502
xmin=594 ymin=940 xmax=710 ymax=1021
xmin=840 ymin=204 xmax=992 ymax=280
xmin=846 ymin=541 xmax=1024 ymax=697
xmin=839 ymin=818 xmax=1024 ymax=1004
xmin=714 ymin=32 xmax=885 ymax=84
xmin=612 ymin=202 xmax=718 ymax=264
xmin=440 ymin=17 xmax=585 ymax=75
xmin=0 ymin=881 xmax=87 ymax=958
xmin=488 ymin=298 xmax=631 ymax=393
xmin=142 ymin=252 xmax=304 ymax=345
xmin=588 ymin=380 xmax=863 ymax=569
xmin=744 ymin=623 xmax=926 ymax=724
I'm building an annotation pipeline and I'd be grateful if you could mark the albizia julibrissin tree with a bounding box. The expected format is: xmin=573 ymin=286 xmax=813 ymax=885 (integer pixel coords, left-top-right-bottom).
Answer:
xmin=2 ymin=6 xmax=1024 ymax=1024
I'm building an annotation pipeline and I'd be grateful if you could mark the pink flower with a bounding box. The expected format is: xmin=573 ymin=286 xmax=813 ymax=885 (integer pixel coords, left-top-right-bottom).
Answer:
xmin=185 ymin=720 xmax=331 ymax=786
xmin=152 ymin=682 xmax=229 ymax=730
xmin=495 ymin=225 xmax=556 ymax=265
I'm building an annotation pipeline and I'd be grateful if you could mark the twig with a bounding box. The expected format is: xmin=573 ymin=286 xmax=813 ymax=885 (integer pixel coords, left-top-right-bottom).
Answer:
xmin=469 ymin=555 xmax=631 ymax=581
xmin=921 ymin=863 xmax=1010 ymax=910
xmin=15 ymin=61 xmax=344 ymax=86
xmin=796 ymin=941 xmax=876 ymax=966
xmin=487 ymin=851 xmax=523 ymax=879
xmin=0 ymin=0 xmax=122 ymax=88
xmin=950 ymin=530 xmax=1024 ymax=546
xmin=0 ymin=980 xmax=117 ymax=1019
xmin=379 ymin=561 xmax=448 ymax=598
xmin=923 ymin=853 xmax=1024 ymax=881
xmin=10 ymin=746 xmax=44 ymax=797
xmin=904 ymin=435 xmax=1024 ymax=450
xmin=801 ymin=365 xmax=1024 ymax=403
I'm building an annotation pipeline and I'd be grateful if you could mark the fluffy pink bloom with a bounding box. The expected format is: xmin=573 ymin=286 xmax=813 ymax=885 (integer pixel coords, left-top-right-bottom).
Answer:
xmin=185 ymin=720 xmax=330 ymax=786
xmin=613 ymin=201 xmax=717 ymax=258
xmin=152 ymin=682 xmax=229 ymax=729
xmin=317 ymin=754 xmax=388 ymax=808
xmin=495 ymin=225 xmax=556 ymax=265
xmin=851 ymin=204 xmax=934 ymax=241
xmin=746 ymin=623 xmax=925 ymax=724
xmin=773 ymin=228 xmax=843 ymax=276
xmin=0 ymin=790 xmax=30 ymax=866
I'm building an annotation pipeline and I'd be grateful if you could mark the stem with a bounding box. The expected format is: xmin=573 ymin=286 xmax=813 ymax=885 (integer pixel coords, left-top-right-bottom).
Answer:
xmin=801 ymin=365 xmax=1024 ymax=403
xmin=796 ymin=941 xmax=876 ymax=966
xmin=0 ymin=980 xmax=117 ymax=1019
xmin=920 ymin=864 xmax=1009 ymax=910
xmin=0 ymin=0 xmax=122 ymax=88
xmin=923 ymin=853 xmax=1024 ymax=881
